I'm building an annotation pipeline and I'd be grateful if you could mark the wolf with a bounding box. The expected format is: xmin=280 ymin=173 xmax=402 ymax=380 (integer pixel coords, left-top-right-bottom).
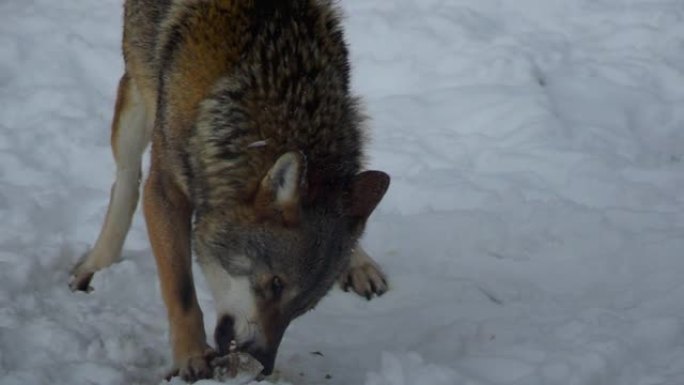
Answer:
xmin=69 ymin=0 xmax=390 ymax=381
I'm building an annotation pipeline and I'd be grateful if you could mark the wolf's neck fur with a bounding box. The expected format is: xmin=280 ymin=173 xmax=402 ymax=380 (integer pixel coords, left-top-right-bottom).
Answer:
xmin=189 ymin=75 xmax=364 ymax=218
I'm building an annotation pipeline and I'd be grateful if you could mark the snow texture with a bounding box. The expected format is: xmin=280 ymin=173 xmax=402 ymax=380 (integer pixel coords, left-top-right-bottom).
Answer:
xmin=2 ymin=0 xmax=684 ymax=384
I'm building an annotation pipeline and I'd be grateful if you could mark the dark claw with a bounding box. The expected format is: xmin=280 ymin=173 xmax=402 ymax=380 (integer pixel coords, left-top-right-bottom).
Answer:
xmin=343 ymin=277 xmax=351 ymax=292
xmin=182 ymin=366 xmax=211 ymax=382
xmin=369 ymin=280 xmax=377 ymax=295
xmin=164 ymin=368 xmax=179 ymax=381
xmin=205 ymin=350 xmax=218 ymax=362
xmin=69 ymin=272 xmax=94 ymax=293
xmin=365 ymin=291 xmax=372 ymax=301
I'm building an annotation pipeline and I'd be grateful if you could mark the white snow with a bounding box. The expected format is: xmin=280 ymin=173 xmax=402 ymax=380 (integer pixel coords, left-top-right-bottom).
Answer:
xmin=2 ymin=0 xmax=684 ymax=384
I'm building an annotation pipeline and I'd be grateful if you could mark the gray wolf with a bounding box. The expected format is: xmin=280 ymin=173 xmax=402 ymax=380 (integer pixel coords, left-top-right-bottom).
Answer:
xmin=70 ymin=0 xmax=390 ymax=381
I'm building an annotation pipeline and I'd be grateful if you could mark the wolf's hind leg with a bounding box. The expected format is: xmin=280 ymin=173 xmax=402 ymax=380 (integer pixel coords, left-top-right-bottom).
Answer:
xmin=339 ymin=246 xmax=388 ymax=300
xmin=70 ymin=74 xmax=150 ymax=291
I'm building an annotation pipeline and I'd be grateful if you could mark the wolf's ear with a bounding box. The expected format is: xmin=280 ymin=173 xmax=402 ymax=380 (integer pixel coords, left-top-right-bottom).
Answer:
xmin=347 ymin=171 xmax=390 ymax=221
xmin=255 ymin=152 xmax=304 ymax=225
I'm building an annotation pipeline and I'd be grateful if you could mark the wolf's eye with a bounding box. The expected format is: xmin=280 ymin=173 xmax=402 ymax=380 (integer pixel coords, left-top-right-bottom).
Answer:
xmin=271 ymin=276 xmax=285 ymax=299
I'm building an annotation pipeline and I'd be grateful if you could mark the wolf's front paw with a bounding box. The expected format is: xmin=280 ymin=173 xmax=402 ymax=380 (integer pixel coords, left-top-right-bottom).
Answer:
xmin=69 ymin=258 xmax=95 ymax=292
xmin=167 ymin=348 xmax=217 ymax=383
xmin=340 ymin=258 xmax=388 ymax=300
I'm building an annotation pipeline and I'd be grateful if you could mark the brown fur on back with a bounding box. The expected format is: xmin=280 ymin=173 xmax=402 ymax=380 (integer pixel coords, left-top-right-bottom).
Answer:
xmin=123 ymin=0 xmax=365 ymax=218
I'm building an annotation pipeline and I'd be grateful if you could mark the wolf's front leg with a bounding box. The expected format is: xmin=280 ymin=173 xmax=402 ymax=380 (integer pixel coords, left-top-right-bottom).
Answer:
xmin=340 ymin=246 xmax=388 ymax=300
xmin=144 ymin=171 xmax=214 ymax=381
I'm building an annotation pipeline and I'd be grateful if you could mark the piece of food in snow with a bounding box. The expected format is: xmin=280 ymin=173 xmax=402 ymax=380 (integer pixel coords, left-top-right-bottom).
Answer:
xmin=211 ymin=340 xmax=264 ymax=383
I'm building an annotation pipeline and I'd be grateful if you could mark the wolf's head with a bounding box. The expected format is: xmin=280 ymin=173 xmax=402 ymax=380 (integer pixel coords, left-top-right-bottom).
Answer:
xmin=193 ymin=152 xmax=389 ymax=374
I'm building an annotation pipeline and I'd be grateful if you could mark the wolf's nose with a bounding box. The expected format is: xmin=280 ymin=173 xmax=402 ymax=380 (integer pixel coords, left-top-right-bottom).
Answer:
xmin=214 ymin=314 xmax=236 ymax=355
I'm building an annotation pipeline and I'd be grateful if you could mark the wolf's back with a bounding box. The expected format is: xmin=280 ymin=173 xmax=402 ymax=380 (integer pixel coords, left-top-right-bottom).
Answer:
xmin=123 ymin=0 xmax=364 ymax=210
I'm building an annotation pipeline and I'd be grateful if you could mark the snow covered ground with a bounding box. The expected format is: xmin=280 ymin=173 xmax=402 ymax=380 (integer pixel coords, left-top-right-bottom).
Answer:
xmin=2 ymin=0 xmax=684 ymax=384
